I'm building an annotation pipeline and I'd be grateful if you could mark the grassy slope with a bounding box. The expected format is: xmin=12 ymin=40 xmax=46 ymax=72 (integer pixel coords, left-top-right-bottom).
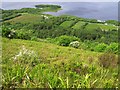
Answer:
xmin=60 ymin=21 xmax=75 ymax=28
xmin=72 ymin=21 xmax=85 ymax=29
xmin=97 ymin=24 xmax=117 ymax=30
xmin=2 ymin=38 xmax=99 ymax=67
xmin=6 ymin=14 xmax=44 ymax=24
xmin=85 ymin=23 xmax=117 ymax=31
xmin=2 ymin=38 xmax=118 ymax=88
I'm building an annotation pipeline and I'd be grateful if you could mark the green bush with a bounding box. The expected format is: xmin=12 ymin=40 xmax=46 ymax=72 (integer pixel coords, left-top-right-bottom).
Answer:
xmin=54 ymin=35 xmax=80 ymax=46
xmin=105 ymin=43 xmax=118 ymax=54
xmin=94 ymin=43 xmax=107 ymax=52
xmin=2 ymin=25 xmax=10 ymax=37
xmin=80 ymin=40 xmax=99 ymax=51
xmin=16 ymin=29 xmax=35 ymax=40
xmin=2 ymin=26 xmax=17 ymax=39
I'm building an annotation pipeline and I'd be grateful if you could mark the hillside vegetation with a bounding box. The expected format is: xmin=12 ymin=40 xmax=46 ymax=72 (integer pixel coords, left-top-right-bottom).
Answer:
xmin=2 ymin=38 xmax=118 ymax=88
xmin=1 ymin=4 xmax=119 ymax=89
xmin=3 ymin=13 xmax=118 ymax=44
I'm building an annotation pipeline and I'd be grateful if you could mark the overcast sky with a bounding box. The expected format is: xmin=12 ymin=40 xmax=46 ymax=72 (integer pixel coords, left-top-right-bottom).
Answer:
xmin=2 ymin=0 xmax=120 ymax=2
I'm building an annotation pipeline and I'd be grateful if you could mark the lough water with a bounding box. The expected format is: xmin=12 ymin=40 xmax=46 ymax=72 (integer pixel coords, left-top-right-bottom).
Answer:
xmin=2 ymin=2 xmax=118 ymax=21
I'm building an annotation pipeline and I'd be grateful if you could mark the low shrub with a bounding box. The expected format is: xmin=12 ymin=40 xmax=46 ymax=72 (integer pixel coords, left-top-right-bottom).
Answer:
xmin=12 ymin=45 xmax=40 ymax=67
xmin=2 ymin=27 xmax=17 ymax=39
xmin=105 ymin=43 xmax=118 ymax=54
xmin=16 ymin=29 xmax=35 ymax=40
xmin=98 ymin=53 xmax=118 ymax=68
xmin=54 ymin=35 xmax=80 ymax=46
xmin=94 ymin=43 xmax=107 ymax=52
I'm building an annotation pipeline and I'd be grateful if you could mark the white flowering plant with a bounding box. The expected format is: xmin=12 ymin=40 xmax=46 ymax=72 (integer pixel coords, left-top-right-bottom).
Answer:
xmin=69 ymin=41 xmax=80 ymax=48
xmin=12 ymin=45 xmax=40 ymax=67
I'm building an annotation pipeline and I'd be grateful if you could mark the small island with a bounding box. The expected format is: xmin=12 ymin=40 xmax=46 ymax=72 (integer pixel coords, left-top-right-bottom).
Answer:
xmin=35 ymin=4 xmax=61 ymax=9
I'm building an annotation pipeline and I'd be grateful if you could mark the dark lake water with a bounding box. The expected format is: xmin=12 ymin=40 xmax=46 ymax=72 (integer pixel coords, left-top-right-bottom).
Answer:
xmin=2 ymin=2 xmax=118 ymax=21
